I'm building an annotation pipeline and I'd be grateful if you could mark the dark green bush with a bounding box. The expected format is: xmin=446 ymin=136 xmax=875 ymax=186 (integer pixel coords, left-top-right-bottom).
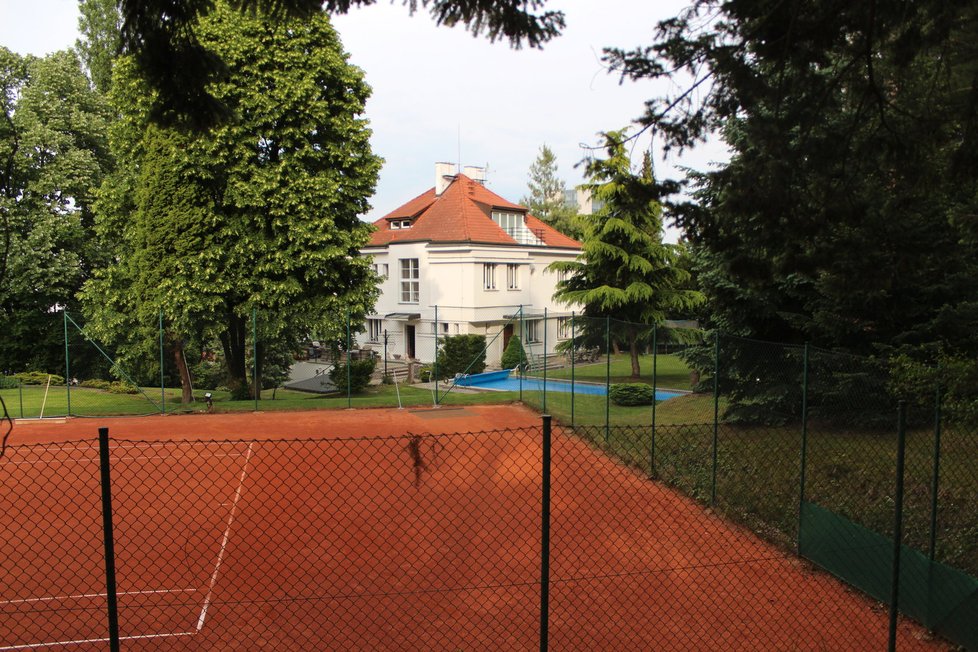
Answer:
xmin=80 ymin=379 xmax=112 ymax=390
xmin=14 ymin=371 xmax=65 ymax=385
xmin=435 ymin=334 xmax=487 ymax=379
xmin=329 ymin=357 xmax=376 ymax=394
xmin=0 ymin=376 xmax=18 ymax=389
xmin=501 ymin=336 xmax=527 ymax=370
xmin=609 ymin=383 xmax=655 ymax=406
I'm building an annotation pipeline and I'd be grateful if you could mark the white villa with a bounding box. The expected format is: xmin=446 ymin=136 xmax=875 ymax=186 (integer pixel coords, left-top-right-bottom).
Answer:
xmin=357 ymin=163 xmax=582 ymax=366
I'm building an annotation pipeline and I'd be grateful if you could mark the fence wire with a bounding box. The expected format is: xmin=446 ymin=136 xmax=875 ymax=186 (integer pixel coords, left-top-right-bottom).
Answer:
xmin=2 ymin=418 xmax=966 ymax=650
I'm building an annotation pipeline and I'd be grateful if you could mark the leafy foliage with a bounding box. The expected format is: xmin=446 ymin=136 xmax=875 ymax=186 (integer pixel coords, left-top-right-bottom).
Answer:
xmin=81 ymin=4 xmax=381 ymax=400
xmin=549 ymin=134 xmax=703 ymax=378
xmin=609 ymin=382 xmax=654 ymax=406
xmin=520 ymin=144 xmax=580 ymax=238
xmin=435 ymin=334 xmax=487 ymax=379
xmin=0 ymin=49 xmax=112 ymax=376
xmin=610 ymin=1 xmax=978 ymax=420
xmin=329 ymin=357 xmax=376 ymax=394
xmin=501 ymin=335 xmax=526 ymax=370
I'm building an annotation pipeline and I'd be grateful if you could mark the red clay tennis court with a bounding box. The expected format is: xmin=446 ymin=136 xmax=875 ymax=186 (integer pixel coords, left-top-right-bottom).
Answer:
xmin=2 ymin=405 xmax=942 ymax=649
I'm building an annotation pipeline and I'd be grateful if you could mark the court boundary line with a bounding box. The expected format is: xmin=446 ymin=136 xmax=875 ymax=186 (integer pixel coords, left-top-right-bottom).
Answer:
xmin=0 ymin=588 xmax=199 ymax=607
xmin=0 ymin=631 xmax=195 ymax=651
xmin=196 ymin=441 xmax=253 ymax=632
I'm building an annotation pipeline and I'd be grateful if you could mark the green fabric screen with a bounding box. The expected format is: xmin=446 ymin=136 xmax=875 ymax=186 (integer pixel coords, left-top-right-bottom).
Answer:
xmin=800 ymin=501 xmax=977 ymax=650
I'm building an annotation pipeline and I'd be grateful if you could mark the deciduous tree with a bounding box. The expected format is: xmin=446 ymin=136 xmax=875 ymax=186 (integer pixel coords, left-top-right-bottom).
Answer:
xmin=82 ymin=4 xmax=381 ymax=400
xmin=520 ymin=144 xmax=580 ymax=238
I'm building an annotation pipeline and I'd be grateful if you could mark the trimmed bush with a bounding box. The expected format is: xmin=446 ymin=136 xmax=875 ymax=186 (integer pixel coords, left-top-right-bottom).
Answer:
xmin=0 ymin=376 xmax=18 ymax=389
xmin=107 ymin=381 xmax=140 ymax=395
xmin=501 ymin=336 xmax=527 ymax=370
xmin=329 ymin=357 xmax=376 ymax=394
xmin=609 ymin=383 xmax=655 ymax=406
xmin=435 ymin=334 xmax=487 ymax=379
xmin=80 ymin=379 xmax=112 ymax=390
xmin=14 ymin=371 xmax=65 ymax=386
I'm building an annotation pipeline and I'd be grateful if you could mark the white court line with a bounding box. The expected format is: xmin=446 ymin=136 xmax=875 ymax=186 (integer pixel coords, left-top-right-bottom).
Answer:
xmin=3 ymin=452 xmax=246 ymax=467
xmin=196 ymin=442 xmax=253 ymax=632
xmin=0 ymin=631 xmax=195 ymax=651
xmin=1 ymin=588 xmax=199 ymax=607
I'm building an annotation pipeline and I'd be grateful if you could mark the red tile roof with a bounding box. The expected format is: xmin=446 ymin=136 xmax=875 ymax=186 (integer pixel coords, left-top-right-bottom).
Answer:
xmin=366 ymin=174 xmax=582 ymax=249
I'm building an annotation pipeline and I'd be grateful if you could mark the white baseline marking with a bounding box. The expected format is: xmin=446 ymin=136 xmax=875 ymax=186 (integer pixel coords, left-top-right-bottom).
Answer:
xmin=4 ymin=452 xmax=246 ymax=467
xmin=1 ymin=588 xmax=199 ymax=607
xmin=0 ymin=631 xmax=195 ymax=651
xmin=196 ymin=442 xmax=254 ymax=632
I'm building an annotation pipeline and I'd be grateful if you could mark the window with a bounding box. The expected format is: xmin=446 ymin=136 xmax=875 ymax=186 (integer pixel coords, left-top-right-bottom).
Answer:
xmin=483 ymin=263 xmax=497 ymax=290
xmin=400 ymin=258 xmax=419 ymax=303
xmin=506 ymin=264 xmax=520 ymax=290
xmin=491 ymin=210 xmax=521 ymax=234
xmin=368 ymin=319 xmax=383 ymax=343
xmin=390 ymin=219 xmax=412 ymax=229
xmin=441 ymin=322 xmax=449 ymax=334
xmin=557 ymin=268 xmax=569 ymax=283
xmin=525 ymin=320 xmax=540 ymax=343
xmin=381 ymin=263 xmax=389 ymax=278
xmin=557 ymin=317 xmax=572 ymax=340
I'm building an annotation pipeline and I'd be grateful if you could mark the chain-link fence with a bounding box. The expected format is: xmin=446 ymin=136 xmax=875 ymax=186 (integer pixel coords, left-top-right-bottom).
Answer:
xmin=2 ymin=417 xmax=956 ymax=650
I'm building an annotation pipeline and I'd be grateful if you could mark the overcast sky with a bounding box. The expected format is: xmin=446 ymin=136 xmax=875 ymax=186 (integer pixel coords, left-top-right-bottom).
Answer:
xmin=0 ymin=0 xmax=728 ymax=238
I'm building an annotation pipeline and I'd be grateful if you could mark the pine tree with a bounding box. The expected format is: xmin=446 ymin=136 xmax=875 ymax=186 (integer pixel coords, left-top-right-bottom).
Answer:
xmin=521 ymin=144 xmax=581 ymax=238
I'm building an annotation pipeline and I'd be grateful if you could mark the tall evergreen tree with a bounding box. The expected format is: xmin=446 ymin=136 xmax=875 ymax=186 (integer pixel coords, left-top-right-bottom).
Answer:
xmin=520 ymin=144 xmax=580 ymax=238
xmin=82 ymin=3 xmax=381 ymax=400
xmin=549 ymin=131 xmax=702 ymax=378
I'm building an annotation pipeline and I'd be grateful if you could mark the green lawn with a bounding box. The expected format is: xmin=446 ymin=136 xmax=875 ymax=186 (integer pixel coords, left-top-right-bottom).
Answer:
xmin=542 ymin=353 xmax=695 ymax=390
xmin=0 ymin=382 xmax=519 ymax=418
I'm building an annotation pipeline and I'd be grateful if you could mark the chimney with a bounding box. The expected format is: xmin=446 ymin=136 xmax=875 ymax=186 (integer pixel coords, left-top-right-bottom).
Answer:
xmin=462 ymin=166 xmax=486 ymax=185
xmin=434 ymin=162 xmax=457 ymax=196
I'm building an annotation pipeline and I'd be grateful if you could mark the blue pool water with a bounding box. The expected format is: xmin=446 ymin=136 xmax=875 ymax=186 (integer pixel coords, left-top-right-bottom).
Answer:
xmin=454 ymin=369 xmax=683 ymax=400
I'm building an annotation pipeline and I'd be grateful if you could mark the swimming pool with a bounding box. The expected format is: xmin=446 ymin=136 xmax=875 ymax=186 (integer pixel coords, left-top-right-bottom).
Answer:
xmin=454 ymin=369 xmax=683 ymax=400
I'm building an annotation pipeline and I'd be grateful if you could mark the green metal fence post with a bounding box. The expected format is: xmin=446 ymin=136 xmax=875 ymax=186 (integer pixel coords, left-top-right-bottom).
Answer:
xmin=252 ymin=307 xmax=258 ymax=411
xmin=798 ymin=342 xmax=810 ymax=553
xmin=519 ymin=305 xmax=524 ymax=402
xmin=711 ymin=330 xmax=720 ymax=507
xmin=604 ymin=315 xmax=611 ymax=444
xmin=540 ymin=414 xmax=553 ymax=652
xmin=543 ymin=307 xmax=547 ymax=412
xmin=18 ymin=379 xmax=23 ymax=418
xmin=434 ymin=305 xmax=439 ymax=406
xmin=97 ymin=427 xmax=121 ymax=652
xmin=346 ymin=307 xmax=352 ymax=409
xmin=159 ymin=309 xmax=165 ymax=415
xmin=650 ymin=323 xmax=657 ymax=478
xmin=570 ymin=311 xmax=576 ymax=429
xmin=63 ymin=309 xmax=71 ymax=417
xmin=888 ymin=401 xmax=908 ymax=652
xmin=928 ymin=383 xmax=943 ymax=561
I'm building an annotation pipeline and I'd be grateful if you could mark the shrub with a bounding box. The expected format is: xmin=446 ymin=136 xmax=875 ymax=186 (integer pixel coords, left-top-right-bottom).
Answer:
xmin=435 ymin=334 xmax=487 ymax=379
xmin=80 ymin=379 xmax=112 ymax=390
xmin=0 ymin=376 xmax=18 ymax=389
xmin=609 ymin=383 xmax=655 ymax=406
xmin=501 ymin=336 xmax=527 ymax=370
xmin=329 ymin=357 xmax=376 ymax=394
xmin=14 ymin=371 xmax=65 ymax=386
xmin=107 ymin=381 xmax=140 ymax=395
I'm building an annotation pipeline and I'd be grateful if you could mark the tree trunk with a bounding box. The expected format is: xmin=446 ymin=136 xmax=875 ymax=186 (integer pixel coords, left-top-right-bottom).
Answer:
xmin=171 ymin=337 xmax=193 ymax=404
xmin=628 ymin=328 xmax=642 ymax=379
xmin=220 ymin=313 xmax=249 ymax=400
